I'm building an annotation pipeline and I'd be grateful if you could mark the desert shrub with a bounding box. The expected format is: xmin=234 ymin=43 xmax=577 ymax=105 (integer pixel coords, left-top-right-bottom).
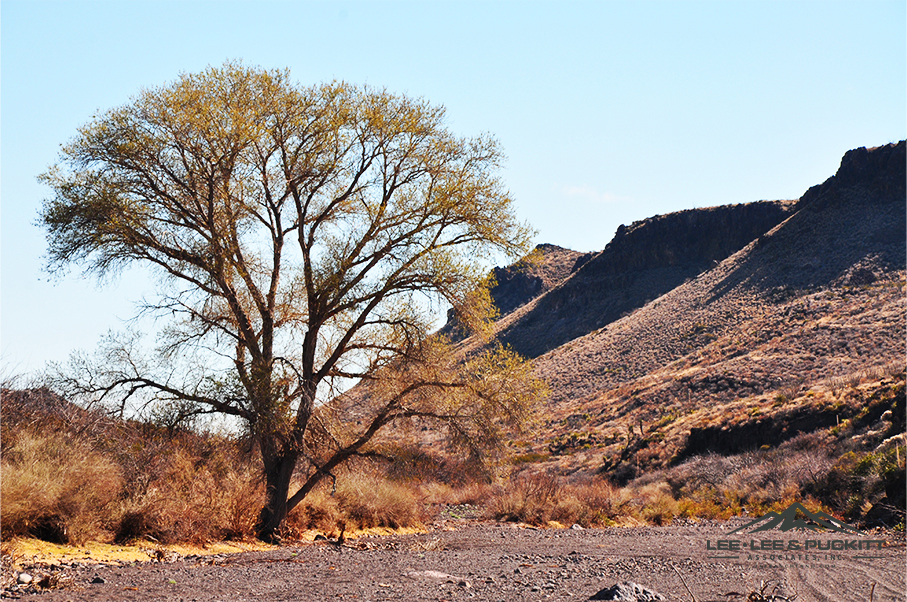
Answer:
xmin=809 ymin=443 xmax=906 ymax=524
xmin=648 ymin=441 xmax=840 ymax=521
xmin=485 ymin=472 xmax=561 ymax=524
xmin=336 ymin=472 xmax=425 ymax=529
xmin=420 ymin=481 xmax=495 ymax=506
xmin=1 ymin=431 xmax=122 ymax=544
xmin=511 ymin=451 xmax=551 ymax=465
xmin=382 ymin=444 xmax=493 ymax=485
xmin=567 ymin=478 xmax=628 ymax=525
xmin=113 ymin=446 xmax=261 ymax=544
xmin=485 ymin=473 xmax=629 ymax=527
xmin=285 ymin=486 xmax=343 ymax=536
xmin=630 ymin=481 xmax=679 ymax=525
xmin=285 ymin=471 xmax=425 ymax=535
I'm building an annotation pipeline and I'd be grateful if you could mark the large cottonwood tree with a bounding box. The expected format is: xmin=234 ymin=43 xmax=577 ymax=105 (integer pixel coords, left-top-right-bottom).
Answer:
xmin=40 ymin=63 xmax=542 ymax=540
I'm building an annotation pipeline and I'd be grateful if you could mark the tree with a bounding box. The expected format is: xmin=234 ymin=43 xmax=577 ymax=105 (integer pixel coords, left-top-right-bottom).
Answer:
xmin=40 ymin=62 xmax=543 ymax=540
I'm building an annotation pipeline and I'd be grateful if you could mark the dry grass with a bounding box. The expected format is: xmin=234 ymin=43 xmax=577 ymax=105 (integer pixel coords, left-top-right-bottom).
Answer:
xmin=491 ymin=421 xmax=903 ymax=529
xmin=285 ymin=471 xmax=427 ymax=536
xmin=1 ymin=431 xmax=122 ymax=544
xmin=1 ymin=387 xmax=266 ymax=545
xmin=485 ymin=473 xmax=629 ymax=527
xmin=419 ymin=481 xmax=495 ymax=506
xmin=3 ymin=370 xmax=902 ymax=549
xmin=0 ymin=428 xmax=264 ymax=546
xmin=113 ymin=446 xmax=262 ymax=544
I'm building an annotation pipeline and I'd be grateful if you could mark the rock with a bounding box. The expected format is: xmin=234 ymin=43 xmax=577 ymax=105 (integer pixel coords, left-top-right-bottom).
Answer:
xmin=407 ymin=570 xmax=458 ymax=581
xmin=16 ymin=573 xmax=32 ymax=585
xmin=589 ymin=581 xmax=666 ymax=601
xmin=571 ymin=523 xmax=584 ymax=530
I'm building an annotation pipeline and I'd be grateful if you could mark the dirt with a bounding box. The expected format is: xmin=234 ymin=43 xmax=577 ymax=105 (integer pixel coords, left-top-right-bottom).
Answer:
xmin=4 ymin=517 xmax=904 ymax=602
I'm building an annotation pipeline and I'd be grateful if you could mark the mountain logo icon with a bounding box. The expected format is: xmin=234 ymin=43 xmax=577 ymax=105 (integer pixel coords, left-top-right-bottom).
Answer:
xmin=728 ymin=502 xmax=862 ymax=535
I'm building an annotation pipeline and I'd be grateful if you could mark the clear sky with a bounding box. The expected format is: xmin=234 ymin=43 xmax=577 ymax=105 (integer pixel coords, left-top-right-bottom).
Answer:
xmin=2 ymin=0 xmax=905 ymax=377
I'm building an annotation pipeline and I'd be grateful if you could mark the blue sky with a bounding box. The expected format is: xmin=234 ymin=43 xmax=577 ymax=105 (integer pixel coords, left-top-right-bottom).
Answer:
xmin=2 ymin=0 xmax=905 ymax=376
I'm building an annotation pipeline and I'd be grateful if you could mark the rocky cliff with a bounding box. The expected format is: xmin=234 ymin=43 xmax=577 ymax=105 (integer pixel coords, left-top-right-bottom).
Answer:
xmin=494 ymin=200 xmax=796 ymax=358
xmin=488 ymin=243 xmax=588 ymax=317
xmin=441 ymin=243 xmax=586 ymax=340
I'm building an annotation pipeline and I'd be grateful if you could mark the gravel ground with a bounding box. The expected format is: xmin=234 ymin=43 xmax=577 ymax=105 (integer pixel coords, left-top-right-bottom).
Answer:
xmin=4 ymin=518 xmax=905 ymax=602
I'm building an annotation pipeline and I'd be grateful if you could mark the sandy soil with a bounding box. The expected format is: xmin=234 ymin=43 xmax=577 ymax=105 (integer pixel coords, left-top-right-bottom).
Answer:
xmin=3 ymin=518 xmax=904 ymax=602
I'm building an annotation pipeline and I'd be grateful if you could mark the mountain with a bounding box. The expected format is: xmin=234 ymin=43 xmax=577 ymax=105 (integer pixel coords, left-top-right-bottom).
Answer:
xmin=469 ymin=141 xmax=905 ymax=478
xmin=493 ymin=200 xmax=796 ymax=358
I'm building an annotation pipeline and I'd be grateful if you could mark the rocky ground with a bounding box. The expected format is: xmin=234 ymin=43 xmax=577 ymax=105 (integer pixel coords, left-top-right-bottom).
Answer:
xmin=4 ymin=517 xmax=904 ymax=602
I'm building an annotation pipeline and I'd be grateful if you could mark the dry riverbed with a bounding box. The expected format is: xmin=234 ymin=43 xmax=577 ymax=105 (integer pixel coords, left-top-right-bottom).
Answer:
xmin=3 ymin=517 xmax=904 ymax=601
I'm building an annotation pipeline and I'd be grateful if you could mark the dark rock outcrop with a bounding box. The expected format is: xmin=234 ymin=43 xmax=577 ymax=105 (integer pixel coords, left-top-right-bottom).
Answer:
xmin=496 ymin=200 xmax=796 ymax=358
xmin=488 ymin=243 xmax=586 ymax=316
xmin=797 ymin=141 xmax=906 ymax=210
xmin=708 ymin=141 xmax=906 ymax=295
xmin=440 ymin=243 xmax=584 ymax=339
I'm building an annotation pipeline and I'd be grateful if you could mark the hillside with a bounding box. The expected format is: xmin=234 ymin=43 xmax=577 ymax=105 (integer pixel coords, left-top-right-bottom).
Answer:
xmin=494 ymin=200 xmax=796 ymax=358
xmin=471 ymin=142 xmax=905 ymax=487
xmin=440 ymin=244 xmax=586 ymax=340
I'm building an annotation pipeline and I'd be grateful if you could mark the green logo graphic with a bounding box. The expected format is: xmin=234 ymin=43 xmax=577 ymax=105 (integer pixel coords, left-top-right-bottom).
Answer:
xmin=729 ymin=502 xmax=862 ymax=535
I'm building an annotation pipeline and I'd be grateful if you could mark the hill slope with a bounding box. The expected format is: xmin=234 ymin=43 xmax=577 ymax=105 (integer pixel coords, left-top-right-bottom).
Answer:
xmin=477 ymin=141 xmax=905 ymax=479
xmin=495 ymin=200 xmax=796 ymax=358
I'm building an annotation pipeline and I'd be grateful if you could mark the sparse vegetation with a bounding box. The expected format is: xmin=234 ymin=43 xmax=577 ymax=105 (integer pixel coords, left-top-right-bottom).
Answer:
xmin=1 ymin=431 xmax=122 ymax=544
xmin=484 ymin=473 xmax=626 ymax=527
xmin=0 ymin=388 xmax=431 ymax=546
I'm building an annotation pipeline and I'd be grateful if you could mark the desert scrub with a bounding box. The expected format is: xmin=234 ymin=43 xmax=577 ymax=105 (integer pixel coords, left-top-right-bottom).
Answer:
xmin=114 ymin=446 xmax=262 ymax=544
xmin=511 ymin=451 xmax=550 ymax=465
xmin=805 ymin=443 xmax=906 ymax=524
xmin=485 ymin=473 xmax=628 ymax=527
xmin=1 ymin=431 xmax=123 ymax=544
xmin=485 ymin=472 xmax=561 ymax=525
xmin=286 ymin=471 xmax=426 ymax=535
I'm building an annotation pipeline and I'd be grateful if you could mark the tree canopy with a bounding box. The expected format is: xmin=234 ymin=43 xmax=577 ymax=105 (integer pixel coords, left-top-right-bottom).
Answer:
xmin=40 ymin=62 xmax=543 ymax=539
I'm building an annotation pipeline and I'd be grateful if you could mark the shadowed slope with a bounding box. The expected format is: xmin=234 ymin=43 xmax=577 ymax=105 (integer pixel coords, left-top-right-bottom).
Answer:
xmin=495 ymin=201 xmax=796 ymax=358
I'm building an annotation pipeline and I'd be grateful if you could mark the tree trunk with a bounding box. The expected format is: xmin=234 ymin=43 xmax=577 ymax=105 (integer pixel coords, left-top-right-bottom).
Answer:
xmin=255 ymin=451 xmax=298 ymax=542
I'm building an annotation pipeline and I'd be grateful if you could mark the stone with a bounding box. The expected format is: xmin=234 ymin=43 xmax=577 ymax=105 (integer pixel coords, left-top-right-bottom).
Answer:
xmin=17 ymin=572 xmax=33 ymax=585
xmin=408 ymin=570 xmax=458 ymax=581
xmin=589 ymin=581 xmax=666 ymax=601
